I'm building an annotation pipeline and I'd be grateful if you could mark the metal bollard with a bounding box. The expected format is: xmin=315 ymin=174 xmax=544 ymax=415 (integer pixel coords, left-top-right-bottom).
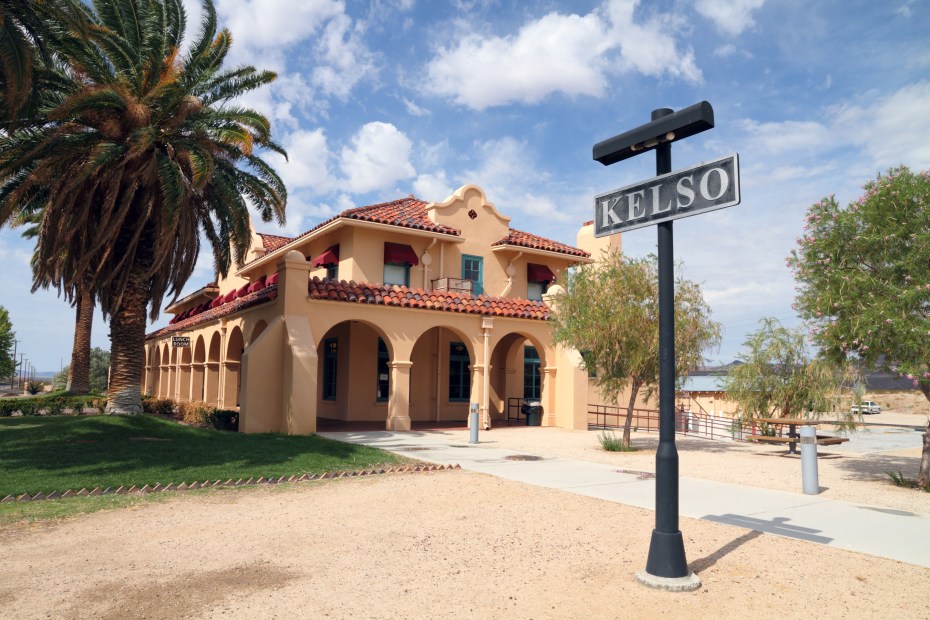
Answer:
xmin=800 ymin=425 xmax=819 ymax=494
xmin=469 ymin=403 xmax=479 ymax=444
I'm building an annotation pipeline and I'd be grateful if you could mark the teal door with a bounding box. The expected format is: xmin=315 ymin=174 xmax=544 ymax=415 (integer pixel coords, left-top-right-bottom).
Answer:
xmin=462 ymin=255 xmax=483 ymax=295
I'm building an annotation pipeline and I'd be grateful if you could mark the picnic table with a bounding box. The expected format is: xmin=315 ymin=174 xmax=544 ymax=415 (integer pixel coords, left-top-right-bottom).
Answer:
xmin=745 ymin=417 xmax=849 ymax=454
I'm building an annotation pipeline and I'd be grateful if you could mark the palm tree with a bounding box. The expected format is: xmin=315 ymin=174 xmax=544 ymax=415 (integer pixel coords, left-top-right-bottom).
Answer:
xmin=0 ymin=0 xmax=287 ymax=413
xmin=1 ymin=0 xmax=86 ymax=125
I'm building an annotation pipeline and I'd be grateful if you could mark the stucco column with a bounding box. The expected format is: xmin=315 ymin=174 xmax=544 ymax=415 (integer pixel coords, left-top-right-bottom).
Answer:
xmin=279 ymin=250 xmax=316 ymax=435
xmin=542 ymin=366 xmax=557 ymax=426
xmin=217 ymin=321 xmax=228 ymax=408
xmin=387 ymin=360 xmax=413 ymax=431
xmin=481 ymin=317 xmax=493 ymax=429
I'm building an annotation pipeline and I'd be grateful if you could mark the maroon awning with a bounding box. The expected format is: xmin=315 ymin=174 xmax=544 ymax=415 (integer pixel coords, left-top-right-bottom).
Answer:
xmin=384 ymin=242 xmax=419 ymax=266
xmin=311 ymin=244 xmax=340 ymax=267
xmin=527 ymin=263 xmax=555 ymax=283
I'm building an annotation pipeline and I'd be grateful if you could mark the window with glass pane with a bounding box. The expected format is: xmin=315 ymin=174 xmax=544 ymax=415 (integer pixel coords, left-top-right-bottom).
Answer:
xmin=326 ymin=264 xmax=338 ymax=280
xmin=376 ymin=338 xmax=390 ymax=401
xmin=527 ymin=281 xmax=544 ymax=301
xmin=461 ymin=255 xmax=483 ymax=295
xmin=449 ymin=342 xmax=471 ymax=401
xmin=323 ymin=338 xmax=338 ymax=400
xmin=383 ymin=262 xmax=409 ymax=287
xmin=523 ymin=346 xmax=541 ymax=400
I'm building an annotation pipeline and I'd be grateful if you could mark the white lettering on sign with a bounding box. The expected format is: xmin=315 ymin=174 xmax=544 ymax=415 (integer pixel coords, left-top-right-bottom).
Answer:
xmin=593 ymin=153 xmax=740 ymax=236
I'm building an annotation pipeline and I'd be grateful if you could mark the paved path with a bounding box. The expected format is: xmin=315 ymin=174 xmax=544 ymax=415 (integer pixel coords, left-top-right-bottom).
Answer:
xmin=321 ymin=430 xmax=930 ymax=568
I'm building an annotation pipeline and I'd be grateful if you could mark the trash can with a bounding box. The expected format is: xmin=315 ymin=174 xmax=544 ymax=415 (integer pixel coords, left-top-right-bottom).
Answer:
xmin=521 ymin=400 xmax=542 ymax=426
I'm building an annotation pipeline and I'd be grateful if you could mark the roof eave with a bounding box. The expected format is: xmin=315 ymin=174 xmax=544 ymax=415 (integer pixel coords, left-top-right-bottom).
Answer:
xmin=491 ymin=244 xmax=593 ymax=264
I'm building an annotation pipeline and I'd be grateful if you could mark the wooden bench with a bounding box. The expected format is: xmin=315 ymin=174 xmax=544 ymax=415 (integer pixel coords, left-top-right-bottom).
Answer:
xmin=746 ymin=434 xmax=849 ymax=450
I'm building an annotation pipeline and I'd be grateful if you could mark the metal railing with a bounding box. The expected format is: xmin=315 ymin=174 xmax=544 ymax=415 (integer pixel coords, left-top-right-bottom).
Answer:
xmin=507 ymin=397 xmax=527 ymax=422
xmin=431 ymin=277 xmax=473 ymax=294
xmin=588 ymin=403 xmax=746 ymax=441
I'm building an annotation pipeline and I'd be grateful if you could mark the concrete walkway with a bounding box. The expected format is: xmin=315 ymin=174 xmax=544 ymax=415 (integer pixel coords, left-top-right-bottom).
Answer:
xmin=321 ymin=430 xmax=930 ymax=569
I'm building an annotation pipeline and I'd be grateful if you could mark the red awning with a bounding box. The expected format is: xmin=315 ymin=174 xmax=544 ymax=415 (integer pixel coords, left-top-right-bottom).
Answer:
xmin=311 ymin=244 xmax=340 ymax=267
xmin=384 ymin=242 xmax=419 ymax=266
xmin=527 ymin=263 xmax=555 ymax=283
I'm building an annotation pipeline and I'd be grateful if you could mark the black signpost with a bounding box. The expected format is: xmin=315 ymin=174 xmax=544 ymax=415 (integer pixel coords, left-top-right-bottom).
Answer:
xmin=593 ymin=101 xmax=739 ymax=591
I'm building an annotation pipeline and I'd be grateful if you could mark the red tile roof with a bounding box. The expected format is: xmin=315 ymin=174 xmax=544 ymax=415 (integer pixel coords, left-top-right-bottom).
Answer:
xmin=146 ymin=284 xmax=278 ymax=340
xmin=340 ymin=197 xmax=460 ymax=235
xmin=308 ymin=277 xmax=550 ymax=320
xmin=492 ymin=229 xmax=590 ymax=258
xmin=258 ymin=233 xmax=293 ymax=252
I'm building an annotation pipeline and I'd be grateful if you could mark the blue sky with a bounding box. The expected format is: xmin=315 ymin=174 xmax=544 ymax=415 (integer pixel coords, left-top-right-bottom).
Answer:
xmin=2 ymin=0 xmax=929 ymax=372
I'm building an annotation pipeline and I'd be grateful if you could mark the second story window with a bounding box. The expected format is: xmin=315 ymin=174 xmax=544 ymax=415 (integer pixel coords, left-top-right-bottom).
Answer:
xmin=462 ymin=255 xmax=483 ymax=295
xmin=384 ymin=242 xmax=418 ymax=287
xmin=311 ymin=244 xmax=340 ymax=281
xmin=527 ymin=263 xmax=555 ymax=301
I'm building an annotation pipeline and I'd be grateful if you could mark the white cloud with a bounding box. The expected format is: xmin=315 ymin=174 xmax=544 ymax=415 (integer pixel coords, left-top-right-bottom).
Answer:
xmin=413 ymin=172 xmax=453 ymax=201
xmin=403 ymin=98 xmax=429 ymax=117
xmin=832 ymin=81 xmax=930 ymax=169
xmin=714 ymin=43 xmax=737 ymax=58
xmin=695 ymin=0 xmax=765 ymax=36
xmin=736 ymin=119 xmax=833 ymax=155
xmin=267 ymin=129 xmax=335 ymax=193
xmin=311 ymin=13 xmax=377 ymax=99
xmin=464 ymin=137 xmax=572 ymax=222
xmin=215 ymin=0 xmax=343 ymax=49
xmin=339 ymin=122 xmax=416 ymax=193
xmin=424 ymin=0 xmax=700 ymax=110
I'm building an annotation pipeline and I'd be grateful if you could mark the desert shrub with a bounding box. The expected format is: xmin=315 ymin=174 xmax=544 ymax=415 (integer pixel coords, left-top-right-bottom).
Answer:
xmin=44 ymin=399 xmax=65 ymax=416
xmin=887 ymin=471 xmax=930 ymax=492
xmin=25 ymin=381 xmax=44 ymax=395
xmin=598 ymin=430 xmax=633 ymax=452
xmin=142 ymin=398 xmax=176 ymax=416
xmin=206 ymin=409 xmax=239 ymax=431
xmin=91 ymin=398 xmax=107 ymax=414
xmin=176 ymin=401 xmax=213 ymax=426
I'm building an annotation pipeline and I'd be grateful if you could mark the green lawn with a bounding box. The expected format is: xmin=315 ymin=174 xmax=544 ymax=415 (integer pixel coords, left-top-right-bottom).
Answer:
xmin=0 ymin=414 xmax=405 ymax=497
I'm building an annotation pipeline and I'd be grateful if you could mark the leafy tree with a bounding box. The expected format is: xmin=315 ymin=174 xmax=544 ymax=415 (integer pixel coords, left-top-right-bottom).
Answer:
xmin=0 ymin=305 xmax=15 ymax=379
xmin=0 ymin=0 xmax=287 ymax=414
xmin=787 ymin=166 xmax=930 ymax=486
xmin=54 ymin=347 xmax=111 ymax=392
xmin=722 ymin=318 xmax=856 ymax=431
xmin=550 ymin=252 xmax=721 ymax=447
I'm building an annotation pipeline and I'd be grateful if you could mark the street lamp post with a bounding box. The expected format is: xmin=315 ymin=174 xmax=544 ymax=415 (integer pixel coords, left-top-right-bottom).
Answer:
xmin=593 ymin=102 xmax=718 ymax=592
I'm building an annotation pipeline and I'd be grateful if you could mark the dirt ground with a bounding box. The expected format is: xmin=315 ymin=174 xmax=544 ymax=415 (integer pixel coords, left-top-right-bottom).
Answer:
xmin=1 ymin=411 xmax=929 ymax=619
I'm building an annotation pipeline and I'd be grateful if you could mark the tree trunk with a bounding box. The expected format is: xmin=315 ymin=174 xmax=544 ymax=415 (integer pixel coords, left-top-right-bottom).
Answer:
xmin=105 ymin=266 xmax=149 ymax=415
xmin=919 ymin=384 xmax=930 ymax=488
xmin=622 ymin=380 xmax=642 ymax=448
xmin=66 ymin=289 xmax=94 ymax=394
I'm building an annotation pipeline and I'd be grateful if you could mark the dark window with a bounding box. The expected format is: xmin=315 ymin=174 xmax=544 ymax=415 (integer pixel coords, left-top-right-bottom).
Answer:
xmin=326 ymin=264 xmax=338 ymax=280
xmin=462 ymin=255 xmax=483 ymax=295
xmin=449 ymin=342 xmax=471 ymax=402
xmin=523 ymin=346 xmax=541 ymax=400
xmin=323 ymin=338 xmax=338 ymax=400
xmin=376 ymin=338 xmax=390 ymax=402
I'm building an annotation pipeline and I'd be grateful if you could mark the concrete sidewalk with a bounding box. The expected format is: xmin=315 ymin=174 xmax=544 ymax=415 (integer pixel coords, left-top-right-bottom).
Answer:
xmin=321 ymin=430 xmax=930 ymax=569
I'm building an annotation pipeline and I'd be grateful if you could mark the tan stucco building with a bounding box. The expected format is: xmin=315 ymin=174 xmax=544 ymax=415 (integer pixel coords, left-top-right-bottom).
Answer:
xmin=144 ymin=185 xmax=620 ymax=434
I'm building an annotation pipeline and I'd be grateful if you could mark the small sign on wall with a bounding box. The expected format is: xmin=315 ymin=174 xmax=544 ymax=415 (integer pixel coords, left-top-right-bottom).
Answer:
xmin=172 ymin=336 xmax=191 ymax=348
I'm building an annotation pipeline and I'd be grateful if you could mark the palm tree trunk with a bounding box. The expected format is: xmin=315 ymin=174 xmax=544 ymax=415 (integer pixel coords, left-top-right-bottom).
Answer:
xmin=105 ymin=266 xmax=149 ymax=415
xmin=66 ymin=289 xmax=93 ymax=394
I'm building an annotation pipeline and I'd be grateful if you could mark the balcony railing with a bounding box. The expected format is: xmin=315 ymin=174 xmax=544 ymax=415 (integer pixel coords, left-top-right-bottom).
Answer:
xmin=431 ymin=277 xmax=473 ymax=295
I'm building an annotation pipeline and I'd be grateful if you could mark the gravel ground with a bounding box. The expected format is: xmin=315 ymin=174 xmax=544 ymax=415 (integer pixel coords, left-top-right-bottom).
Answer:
xmin=1 ymin=411 xmax=928 ymax=619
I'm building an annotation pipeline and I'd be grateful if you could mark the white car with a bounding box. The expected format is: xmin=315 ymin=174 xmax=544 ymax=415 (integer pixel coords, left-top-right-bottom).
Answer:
xmin=850 ymin=400 xmax=881 ymax=415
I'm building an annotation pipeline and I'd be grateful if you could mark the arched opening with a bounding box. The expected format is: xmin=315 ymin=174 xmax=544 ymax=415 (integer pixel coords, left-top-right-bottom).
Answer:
xmin=205 ymin=331 xmax=221 ymax=406
xmin=409 ymin=326 xmax=476 ymax=425
xmin=159 ymin=345 xmax=170 ymax=398
xmin=489 ymin=332 xmax=548 ymax=424
xmin=223 ymin=326 xmax=244 ymax=408
xmin=179 ymin=345 xmax=192 ymax=402
xmin=192 ymin=335 xmax=206 ymax=403
xmin=315 ymin=320 xmax=392 ymax=425
xmin=168 ymin=345 xmax=178 ymax=400
xmin=149 ymin=345 xmax=161 ymax=397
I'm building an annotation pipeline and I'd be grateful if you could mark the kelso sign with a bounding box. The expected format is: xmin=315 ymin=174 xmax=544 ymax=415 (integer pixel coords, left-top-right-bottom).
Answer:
xmin=594 ymin=153 xmax=739 ymax=236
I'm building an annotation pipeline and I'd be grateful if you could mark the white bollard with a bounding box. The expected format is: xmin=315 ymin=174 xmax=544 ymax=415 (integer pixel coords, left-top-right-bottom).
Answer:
xmin=800 ymin=425 xmax=819 ymax=494
xmin=469 ymin=403 xmax=479 ymax=444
